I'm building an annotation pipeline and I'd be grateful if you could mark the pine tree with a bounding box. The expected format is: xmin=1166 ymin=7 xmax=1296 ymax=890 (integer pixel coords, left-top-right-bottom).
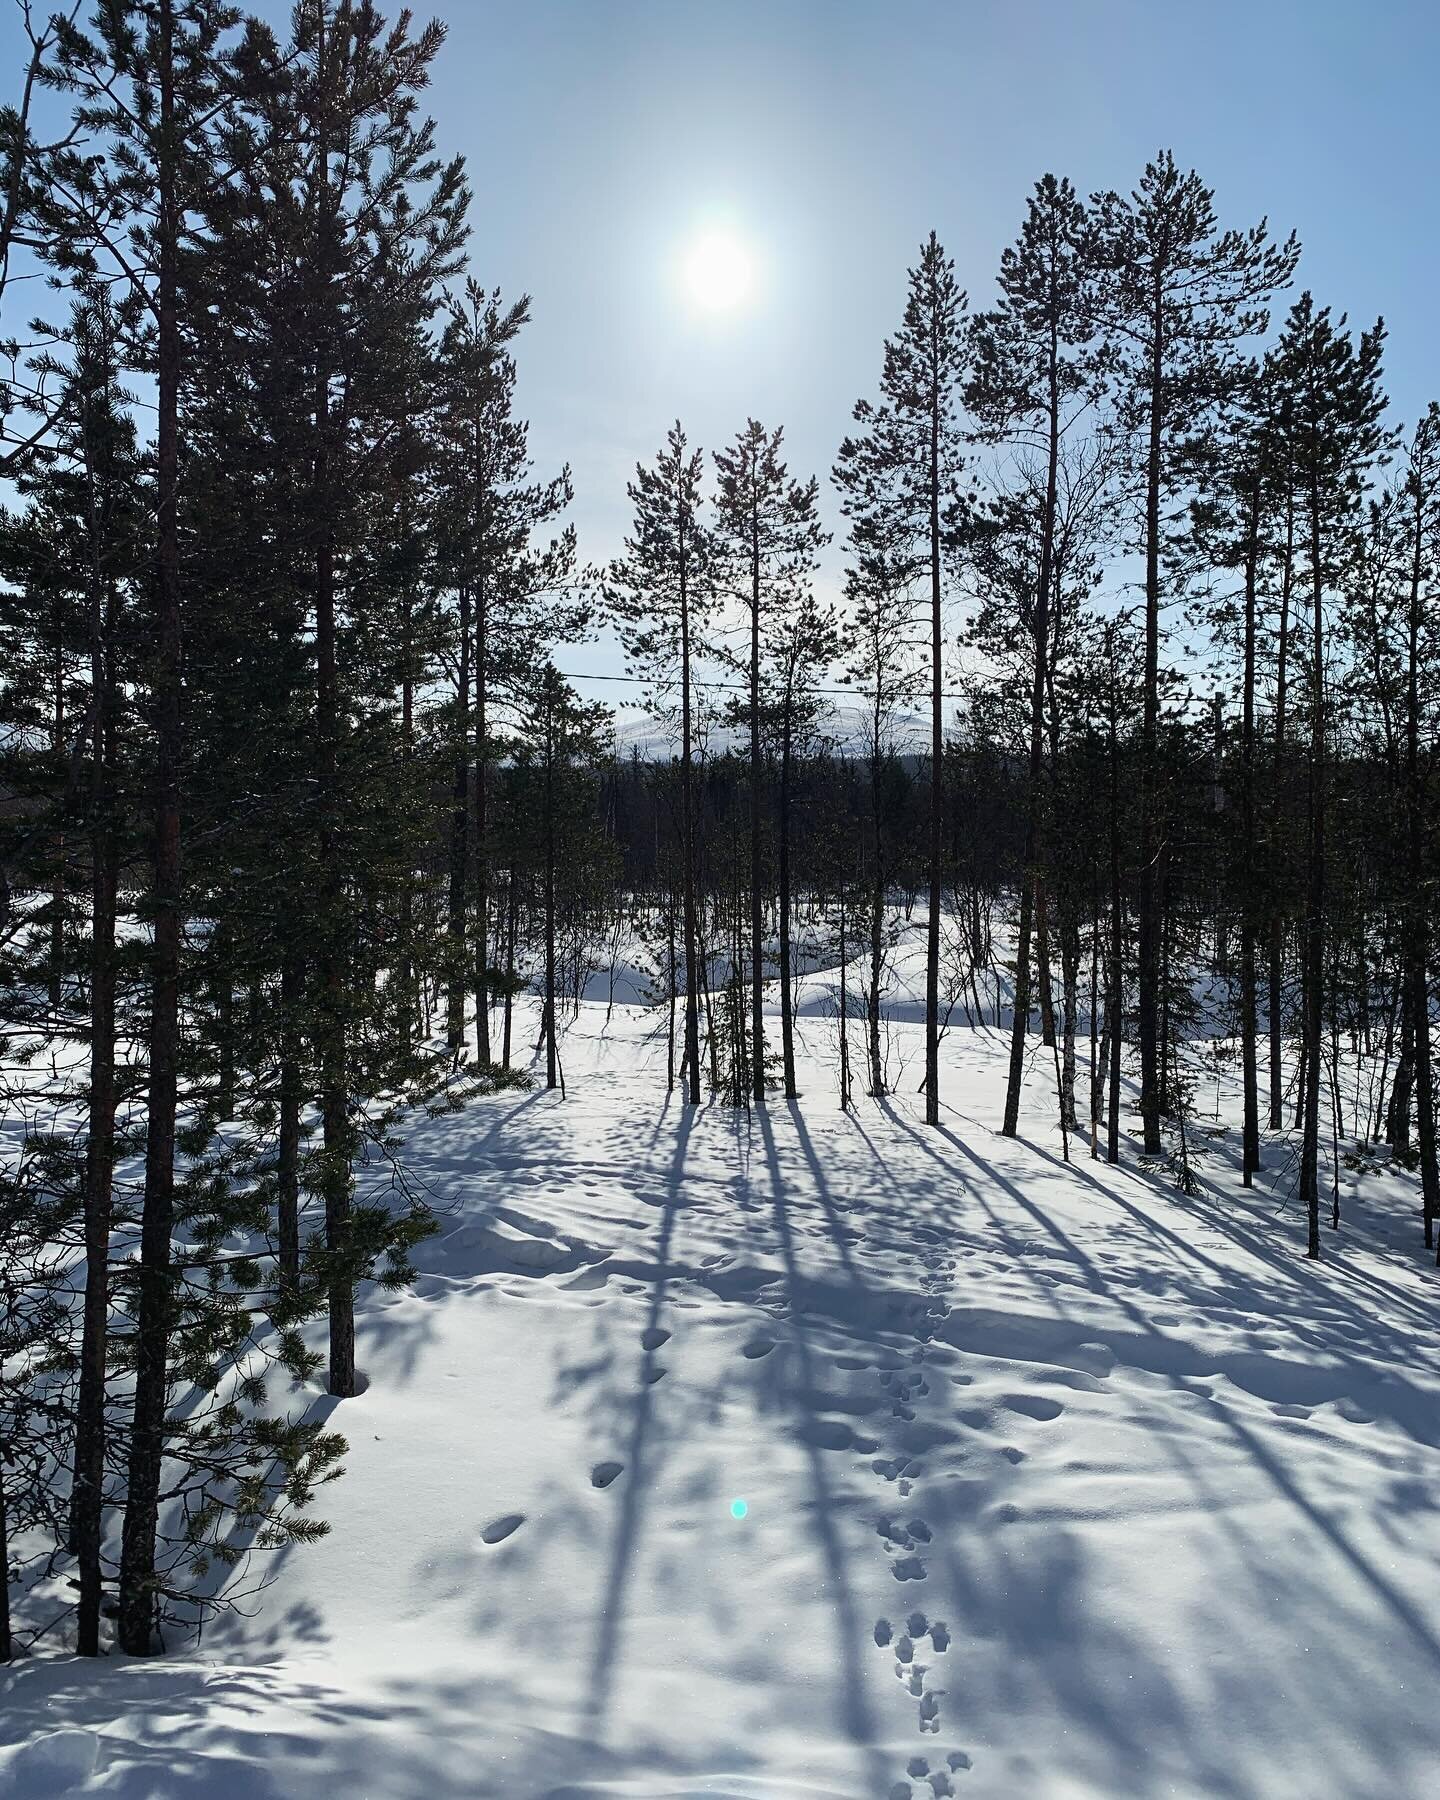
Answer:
xmin=46 ymin=0 xmax=257 ymax=1659
xmin=765 ymin=587 xmax=843 ymax=1098
xmin=606 ymin=424 xmax=712 ymax=1104
xmin=269 ymin=0 xmax=468 ymax=1401
xmin=842 ymin=512 xmax=922 ymax=1097
xmin=1270 ymin=293 xmax=1388 ymax=1257
xmin=1189 ymin=356 xmax=1290 ymax=1185
xmin=712 ymin=419 xmax=827 ymax=1103
xmin=1091 ymin=151 xmax=1297 ymax=1155
xmin=512 ymin=666 xmax=614 ymax=1091
xmin=967 ymin=174 xmax=1100 ymax=1138
xmin=835 ymin=232 xmax=970 ymax=1125
xmin=1398 ymin=408 xmax=1440 ymax=1254
xmin=433 ymin=281 xmax=577 ymax=1066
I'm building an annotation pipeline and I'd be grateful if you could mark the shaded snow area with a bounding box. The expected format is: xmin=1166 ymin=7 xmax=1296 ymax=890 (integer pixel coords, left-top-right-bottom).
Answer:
xmin=6 ymin=962 xmax=1440 ymax=1799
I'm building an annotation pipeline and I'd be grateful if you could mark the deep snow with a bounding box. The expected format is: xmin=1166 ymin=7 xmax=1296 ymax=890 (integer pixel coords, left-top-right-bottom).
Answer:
xmin=5 ymin=937 xmax=1440 ymax=1799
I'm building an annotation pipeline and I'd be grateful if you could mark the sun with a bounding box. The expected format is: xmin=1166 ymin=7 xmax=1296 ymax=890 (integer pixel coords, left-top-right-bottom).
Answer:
xmin=680 ymin=226 xmax=755 ymax=313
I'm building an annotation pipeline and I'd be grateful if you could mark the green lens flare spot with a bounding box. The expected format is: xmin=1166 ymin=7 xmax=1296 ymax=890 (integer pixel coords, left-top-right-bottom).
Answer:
xmin=730 ymin=1498 xmax=748 ymax=1520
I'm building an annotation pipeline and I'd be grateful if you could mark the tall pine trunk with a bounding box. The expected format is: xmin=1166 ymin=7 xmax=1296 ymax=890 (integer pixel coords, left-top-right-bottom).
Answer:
xmin=679 ymin=491 xmax=701 ymax=1106
xmin=1003 ymin=336 xmax=1060 ymax=1134
xmin=749 ymin=516 xmax=765 ymax=1102
xmin=1403 ymin=457 xmax=1440 ymax=1246
xmin=118 ymin=0 xmax=182 ymax=1654
xmin=1060 ymin=914 xmax=1080 ymax=1128
xmin=779 ymin=715 xmax=797 ymax=1099
xmin=311 ymin=81 xmax=354 ymax=1400
xmin=1106 ymin=666 xmax=1123 ymax=1164
xmin=74 ymin=563 xmax=118 ymax=1656
xmin=501 ymin=867 xmax=518 ymax=1070
xmin=1268 ymin=488 xmax=1294 ymax=1130
xmin=1240 ymin=475 xmax=1262 ymax=1183
xmin=544 ymin=678 xmax=558 ymax=1090
xmin=473 ymin=575 xmax=492 ymax=1065
xmin=0 ymin=1467 xmax=9 ymax=1663
xmin=868 ymin=723 xmax=886 ymax=1096
xmin=1298 ymin=485 xmax=1325 ymax=1258
xmin=1137 ymin=279 xmax=1165 ymax=1156
xmin=446 ymin=583 xmax=470 ymax=1049
xmin=277 ymin=952 xmax=302 ymax=1293
xmin=925 ymin=307 xmax=943 ymax=1125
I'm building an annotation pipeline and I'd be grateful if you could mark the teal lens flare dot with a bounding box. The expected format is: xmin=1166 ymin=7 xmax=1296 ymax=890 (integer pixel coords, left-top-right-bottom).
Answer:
xmin=730 ymin=1498 xmax=748 ymax=1520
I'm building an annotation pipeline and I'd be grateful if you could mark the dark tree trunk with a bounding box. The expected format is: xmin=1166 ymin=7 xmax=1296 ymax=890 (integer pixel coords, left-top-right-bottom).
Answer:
xmin=838 ymin=867 xmax=851 ymax=1111
xmin=1400 ymin=454 xmax=1440 ymax=1246
xmin=309 ymin=99 xmax=354 ymax=1401
xmin=1060 ymin=913 xmax=1080 ymax=1129
xmin=544 ymin=680 xmax=558 ymax=1091
xmin=1298 ymin=488 xmax=1325 ymax=1259
xmin=749 ymin=516 xmax=765 ymax=1102
xmin=0 ymin=1466 xmax=10 ymax=1663
xmin=1268 ymin=488 xmax=1294 ymax=1131
xmin=1005 ymin=321 xmax=1062 ymax=1133
xmin=1036 ymin=883 xmax=1057 ymax=1049
xmin=398 ymin=513 xmax=416 ymax=1043
xmin=48 ymin=627 xmax=64 ymax=1013
xmin=925 ymin=314 xmax=943 ymax=1126
xmin=779 ymin=716 xmax=797 ymax=1099
xmin=665 ymin=882 xmax=676 ymax=1094
xmin=1138 ymin=278 xmax=1165 ymax=1156
xmin=868 ymin=731 xmax=886 ymax=1096
xmin=447 ymin=582 xmax=470 ymax=1050
xmin=1107 ymin=668 xmax=1123 ymax=1165
xmin=319 ymin=506 xmax=354 ymax=1397
xmin=277 ymin=951 xmax=302 ymax=1293
xmin=1389 ymin=993 xmax=1413 ymax=1151
xmin=501 ymin=868 xmax=518 ymax=1070
xmin=1240 ymin=476 xmax=1262 ymax=1183
xmin=473 ymin=572 xmax=492 ymax=1065
xmin=74 ymin=567 xmax=119 ymax=1656
xmin=1003 ymin=879 xmax=1036 ymax=1136
xmin=118 ymin=0 xmax=182 ymax=1655
xmin=678 ymin=482 xmax=701 ymax=1105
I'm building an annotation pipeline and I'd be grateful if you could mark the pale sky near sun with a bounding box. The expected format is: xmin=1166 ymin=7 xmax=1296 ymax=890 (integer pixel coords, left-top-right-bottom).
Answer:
xmin=5 ymin=0 xmax=1438 ymax=705
xmin=433 ymin=0 xmax=1438 ymax=702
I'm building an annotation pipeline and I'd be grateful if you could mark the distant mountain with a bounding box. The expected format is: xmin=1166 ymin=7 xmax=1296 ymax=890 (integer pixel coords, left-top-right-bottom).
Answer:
xmin=603 ymin=698 xmax=949 ymax=762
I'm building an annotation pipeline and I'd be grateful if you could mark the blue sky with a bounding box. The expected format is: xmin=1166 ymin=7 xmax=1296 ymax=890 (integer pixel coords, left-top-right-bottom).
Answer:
xmin=425 ymin=0 xmax=1437 ymax=687
xmin=7 ymin=1 xmax=1436 ymax=693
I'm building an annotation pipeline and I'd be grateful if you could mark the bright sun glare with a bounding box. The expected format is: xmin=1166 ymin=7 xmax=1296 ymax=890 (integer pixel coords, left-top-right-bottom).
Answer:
xmin=680 ymin=227 xmax=755 ymax=313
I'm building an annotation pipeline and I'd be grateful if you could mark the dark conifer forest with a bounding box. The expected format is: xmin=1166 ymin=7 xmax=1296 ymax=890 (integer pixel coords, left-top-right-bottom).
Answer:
xmin=2 ymin=6 xmax=1439 ymax=1796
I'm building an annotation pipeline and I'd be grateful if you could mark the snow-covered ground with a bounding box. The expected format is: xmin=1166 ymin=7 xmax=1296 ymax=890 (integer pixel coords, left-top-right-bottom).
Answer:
xmin=5 ymin=939 xmax=1440 ymax=1799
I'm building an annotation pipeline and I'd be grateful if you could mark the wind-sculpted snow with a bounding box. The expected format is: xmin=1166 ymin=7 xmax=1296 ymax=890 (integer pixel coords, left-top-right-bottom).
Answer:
xmin=5 ymin=974 xmax=1440 ymax=1799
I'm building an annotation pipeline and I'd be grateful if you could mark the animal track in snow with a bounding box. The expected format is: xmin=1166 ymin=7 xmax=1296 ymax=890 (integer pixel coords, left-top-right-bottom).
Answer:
xmin=905 ymin=1757 xmax=959 ymax=1797
xmin=742 ymin=1336 xmax=777 ymax=1359
xmin=479 ymin=1512 xmax=525 ymax=1545
xmin=877 ymin=1513 xmax=932 ymax=1573
xmin=874 ymin=1600 xmax=959 ymax=1790
xmin=1000 ymin=1392 xmax=1065 ymax=1422
xmin=641 ymin=1325 xmax=671 ymax=1351
xmin=590 ymin=1460 xmax=624 ymax=1489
